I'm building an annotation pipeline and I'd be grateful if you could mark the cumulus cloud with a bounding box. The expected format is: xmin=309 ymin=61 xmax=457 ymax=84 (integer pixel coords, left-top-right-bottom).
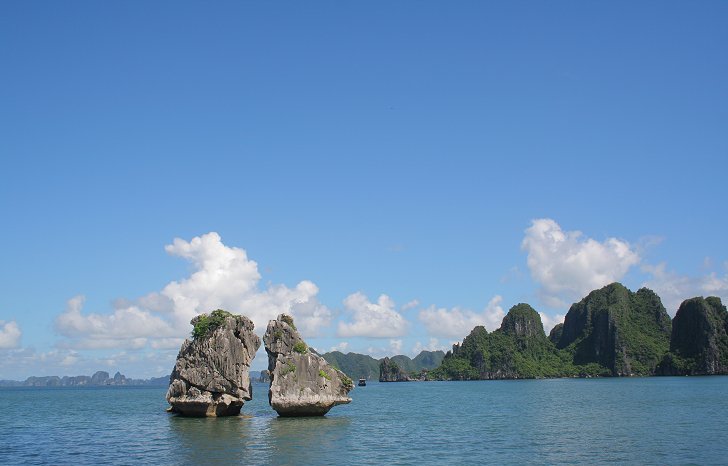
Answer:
xmin=55 ymin=296 xmax=173 ymax=349
xmin=329 ymin=341 xmax=349 ymax=353
xmin=0 ymin=343 xmax=179 ymax=379
xmin=401 ymin=300 xmax=420 ymax=311
xmin=54 ymin=232 xmax=332 ymax=350
xmin=522 ymin=218 xmax=640 ymax=308
xmin=418 ymin=295 xmax=505 ymax=338
xmin=337 ymin=292 xmax=408 ymax=338
xmin=538 ymin=312 xmax=565 ymax=335
xmin=389 ymin=339 xmax=403 ymax=353
xmin=642 ymin=262 xmax=728 ymax=315
xmin=0 ymin=321 xmax=21 ymax=349
xmin=412 ymin=337 xmax=448 ymax=355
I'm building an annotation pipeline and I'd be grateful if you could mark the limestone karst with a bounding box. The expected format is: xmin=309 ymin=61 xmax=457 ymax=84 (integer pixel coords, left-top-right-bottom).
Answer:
xmin=264 ymin=314 xmax=352 ymax=416
xmin=166 ymin=310 xmax=260 ymax=417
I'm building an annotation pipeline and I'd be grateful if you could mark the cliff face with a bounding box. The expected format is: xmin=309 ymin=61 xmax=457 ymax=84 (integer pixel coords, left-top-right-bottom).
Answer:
xmin=264 ymin=315 xmax=352 ymax=416
xmin=166 ymin=310 xmax=261 ymax=417
xmin=500 ymin=304 xmax=545 ymax=339
xmin=556 ymin=283 xmax=671 ymax=376
xmin=657 ymin=297 xmax=728 ymax=375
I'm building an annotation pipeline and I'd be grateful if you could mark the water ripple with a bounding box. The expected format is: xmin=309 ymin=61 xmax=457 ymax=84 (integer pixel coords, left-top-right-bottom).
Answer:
xmin=2 ymin=378 xmax=728 ymax=465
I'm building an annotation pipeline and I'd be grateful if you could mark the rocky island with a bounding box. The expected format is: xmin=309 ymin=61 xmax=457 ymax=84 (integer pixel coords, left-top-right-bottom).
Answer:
xmin=430 ymin=283 xmax=727 ymax=380
xmin=264 ymin=314 xmax=352 ymax=416
xmin=657 ymin=296 xmax=728 ymax=375
xmin=166 ymin=310 xmax=261 ymax=417
xmin=379 ymin=357 xmax=412 ymax=382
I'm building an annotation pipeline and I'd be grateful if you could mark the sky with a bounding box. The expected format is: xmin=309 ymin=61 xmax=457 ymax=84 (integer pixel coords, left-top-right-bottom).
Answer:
xmin=1 ymin=1 xmax=727 ymax=379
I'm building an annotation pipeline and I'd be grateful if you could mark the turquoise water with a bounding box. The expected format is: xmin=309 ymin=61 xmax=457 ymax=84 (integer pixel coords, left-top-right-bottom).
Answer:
xmin=2 ymin=377 xmax=728 ymax=465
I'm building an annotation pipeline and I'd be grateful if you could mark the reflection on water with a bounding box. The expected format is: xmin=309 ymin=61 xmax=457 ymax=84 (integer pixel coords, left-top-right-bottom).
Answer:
xmin=268 ymin=416 xmax=352 ymax=465
xmin=167 ymin=409 xmax=352 ymax=465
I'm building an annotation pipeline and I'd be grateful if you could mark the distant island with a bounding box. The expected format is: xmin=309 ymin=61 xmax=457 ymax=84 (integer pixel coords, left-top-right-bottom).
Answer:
xmin=321 ymin=350 xmax=445 ymax=381
xmin=0 ymin=370 xmax=169 ymax=388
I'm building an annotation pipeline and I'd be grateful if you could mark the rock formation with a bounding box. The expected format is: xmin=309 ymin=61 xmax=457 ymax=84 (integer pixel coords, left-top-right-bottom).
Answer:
xmin=428 ymin=284 xmax=728 ymax=380
xmin=500 ymin=303 xmax=545 ymax=339
xmin=433 ymin=303 xmax=565 ymax=380
xmin=555 ymin=283 xmax=672 ymax=376
xmin=657 ymin=297 xmax=728 ymax=375
xmin=379 ymin=357 xmax=411 ymax=382
xmin=166 ymin=310 xmax=261 ymax=417
xmin=264 ymin=314 xmax=352 ymax=416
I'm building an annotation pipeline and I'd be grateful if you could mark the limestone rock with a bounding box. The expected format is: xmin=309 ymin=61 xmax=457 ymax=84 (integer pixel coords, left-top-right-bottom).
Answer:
xmin=556 ymin=283 xmax=671 ymax=376
xmin=657 ymin=297 xmax=728 ymax=375
xmin=91 ymin=371 xmax=110 ymax=385
xmin=499 ymin=303 xmax=546 ymax=339
xmin=166 ymin=310 xmax=261 ymax=417
xmin=379 ymin=357 xmax=411 ymax=382
xmin=264 ymin=314 xmax=352 ymax=416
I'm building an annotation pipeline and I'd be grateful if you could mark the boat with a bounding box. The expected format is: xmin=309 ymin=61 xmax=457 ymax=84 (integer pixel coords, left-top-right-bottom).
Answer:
xmin=358 ymin=378 xmax=366 ymax=386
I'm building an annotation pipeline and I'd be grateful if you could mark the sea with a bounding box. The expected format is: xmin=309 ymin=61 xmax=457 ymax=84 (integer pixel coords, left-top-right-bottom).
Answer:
xmin=2 ymin=377 xmax=728 ymax=465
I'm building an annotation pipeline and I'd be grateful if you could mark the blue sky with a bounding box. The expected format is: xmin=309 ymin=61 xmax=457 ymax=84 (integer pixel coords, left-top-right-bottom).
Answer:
xmin=1 ymin=1 xmax=727 ymax=378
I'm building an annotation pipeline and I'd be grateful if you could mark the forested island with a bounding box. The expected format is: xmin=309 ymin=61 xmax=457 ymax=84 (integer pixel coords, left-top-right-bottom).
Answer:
xmin=360 ymin=283 xmax=728 ymax=381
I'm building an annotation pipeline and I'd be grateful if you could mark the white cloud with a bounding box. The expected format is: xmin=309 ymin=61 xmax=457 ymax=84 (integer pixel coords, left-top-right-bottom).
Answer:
xmin=149 ymin=338 xmax=185 ymax=350
xmin=418 ymin=295 xmax=505 ymax=338
xmin=389 ymin=339 xmax=403 ymax=353
xmin=522 ymin=218 xmax=640 ymax=308
xmin=337 ymin=292 xmax=408 ymax=338
xmin=642 ymin=262 xmax=728 ymax=315
xmin=538 ymin=312 xmax=565 ymax=335
xmin=60 ymin=352 xmax=80 ymax=366
xmin=54 ymin=232 xmax=332 ymax=350
xmin=401 ymin=299 xmax=420 ymax=311
xmin=0 ymin=321 xmax=21 ymax=349
xmin=329 ymin=341 xmax=349 ymax=352
xmin=0 ymin=344 xmax=178 ymax=380
xmin=412 ymin=337 xmax=447 ymax=355
xmin=55 ymin=296 xmax=173 ymax=349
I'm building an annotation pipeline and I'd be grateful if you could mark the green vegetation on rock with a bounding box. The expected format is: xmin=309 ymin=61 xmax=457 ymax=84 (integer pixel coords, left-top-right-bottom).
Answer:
xmin=191 ymin=309 xmax=233 ymax=340
xmin=556 ymin=284 xmax=671 ymax=376
xmin=280 ymin=315 xmax=296 ymax=330
xmin=657 ymin=296 xmax=728 ymax=375
xmin=281 ymin=362 xmax=296 ymax=376
xmin=430 ymin=306 xmax=571 ymax=380
xmin=293 ymin=341 xmax=308 ymax=354
xmin=429 ymin=285 xmax=675 ymax=380
xmin=318 ymin=369 xmax=331 ymax=380
xmin=340 ymin=374 xmax=353 ymax=390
